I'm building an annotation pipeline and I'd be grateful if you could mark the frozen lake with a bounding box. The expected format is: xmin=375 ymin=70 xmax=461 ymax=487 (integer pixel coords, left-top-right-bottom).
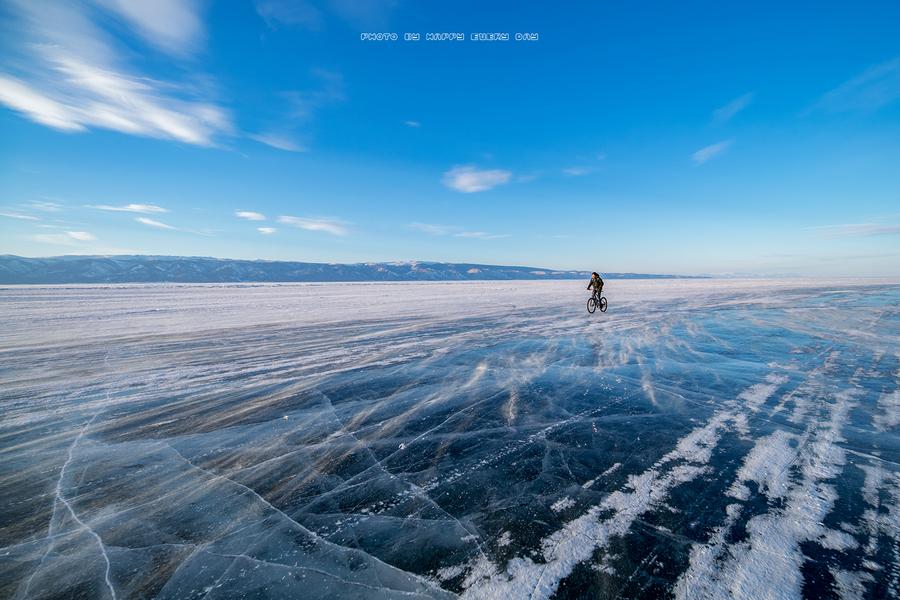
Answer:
xmin=1 ymin=279 xmax=898 ymax=599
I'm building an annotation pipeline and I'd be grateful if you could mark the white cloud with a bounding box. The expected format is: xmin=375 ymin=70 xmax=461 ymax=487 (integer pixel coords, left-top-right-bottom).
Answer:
xmin=236 ymin=210 xmax=267 ymax=221
xmin=454 ymin=231 xmax=510 ymax=240
xmin=329 ymin=0 xmax=397 ymax=28
xmin=136 ymin=217 xmax=176 ymax=230
xmin=0 ymin=2 xmax=232 ymax=146
xmin=281 ymin=71 xmax=346 ymax=120
xmin=255 ymin=0 xmax=323 ymax=30
xmin=562 ymin=167 xmax=592 ymax=176
xmin=0 ymin=211 xmax=40 ymax=220
xmin=814 ymin=223 xmax=900 ymax=237
xmin=96 ymin=0 xmax=204 ymax=57
xmin=257 ymin=227 xmax=277 ymax=235
xmin=410 ymin=222 xmax=455 ymax=236
xmin=28 ymin=200 xmax=63 ymax=212
xmin=31 ymin=232 xmax=137 ymax=253
xmin=250 ymin=133 xmax=307 ymax=152
xmin=33 ymin=234 xmax=78 ymax=246
xmin=692 ymin=140 xmax=733 ymax=165
xmin=33 ymin=231 xmax=96 ymax=245
xmin=249 ymin=71 xmax=344 ymax=152
xmin=813 ymin=56 xmax=900 ymax=112
xmin=255 ymin=0 xmax=397 ymax=30
xmin=404 ymin=120 xmax=421 ymax=128
xmin=713 ymin=92 xmax=754 ymax=124
xmin=409 ymin=222 xmax=507 ymax=239
xmin=278 ymin=216 xmax=349 ymax=236
xmin=0 ymin=76 xmax=86 ymax=132
xmin=442 ymin=165 xmax=512 ymax=193
xmin=90 ymin=203 xmax=168 ymax=213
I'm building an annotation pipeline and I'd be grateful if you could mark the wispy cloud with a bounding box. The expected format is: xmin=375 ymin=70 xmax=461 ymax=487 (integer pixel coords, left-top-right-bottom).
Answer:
xmin=33 ymin=230 xmax=96 ymax=245
xmin=257 ymin=227 xmax=277 ymax=235
xmin=255 ymin=0 xmax=397 ymax=30
xmin=28 ymin=200 xmax=63 ymax=212
xmin=278 ymin=215 xmax=349 ymax=236
xmin=562 ymin=166 xmax=593 ymax=177
xmin=329 ymin=0 xmax=398 ymax=28
xmin=255 ymin=0 xmax=324 ymax=30
xmin=0 ymin=1 xmax=232 ymax=146
xmin=409 ymin=222 xmax=508 ymax=239
xmin=249 ymin=133 xmax=307 ymax=152
xmin=136 ymin=217 xmax=176 ymax=230
xmin=813 ymin=223 xmax=900 ymax=237
xmin=250 ymin=69 xmax=344 ymax=152
xmin=812 ymin=56 xmax=900 ymax=112
xmin=713 ymin=92 xmax=754 ymax=124
xmin=90 ymin=203 xmax=168 ymax=213
xmin=33 ymin=234 xmax=76 ymax=246
xmin=453 ymin=231 xmax=510 ymax=240
xmin=235 ymin=210 xmax=267 ymax=221
xmin=561 ymin=152 xmax=606 ymax=177
xmin=410 ymin=222 xmax=455 ymax=236
xmin=692 ymin=140 xmax=733 ymax=165
xmin=32 ymin=231 xmax=137 ymax=253
xmin=404 ymin=120 xmax=421 ymax=128
xmin=96 ymin=0 xmax=205 ymax=57
xmin=281 ymin=70 xmax=346 ymax=120
xmin=442 ymin=165 xmax=512 ymax=193
xmin=0 ymin=211 xmax=40 ymax=221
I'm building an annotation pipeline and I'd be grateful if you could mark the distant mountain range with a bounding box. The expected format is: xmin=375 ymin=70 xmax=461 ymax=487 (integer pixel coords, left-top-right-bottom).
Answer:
xmin=0 ymin=255 xmax=705 ymax=284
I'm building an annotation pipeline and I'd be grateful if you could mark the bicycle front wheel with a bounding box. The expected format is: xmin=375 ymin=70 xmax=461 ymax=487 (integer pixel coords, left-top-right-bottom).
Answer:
xmin=587 ymin=297 xmax=596 ymax=314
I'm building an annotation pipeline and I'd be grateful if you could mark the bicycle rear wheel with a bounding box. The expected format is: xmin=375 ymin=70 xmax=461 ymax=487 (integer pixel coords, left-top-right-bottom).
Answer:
xmin=599 ymin=297 xmax=608 ymax=312
xmin=587 ymin=297 xmax=596 ymax=314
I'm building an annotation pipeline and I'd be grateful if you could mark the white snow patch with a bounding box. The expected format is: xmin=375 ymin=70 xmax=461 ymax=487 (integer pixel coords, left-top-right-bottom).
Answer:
xmin=676 ymin=388 xmax=859 ymax=600
xmin=436 ymin=564 xmax=467 ymax=581
xmin=737 ymin=373 xmax=788 ymax=412
xmin=726 ymin=429 xmax=796 ymax=500
xmin=582 ymin=462 xmax=622 ymax=489
xmin=551 ymin=497 xmax=575 ymax=512
xmin=673 ymin=502 xmax=744 ymax=600
xmin=461 ymin=401 xmax=735 ymax=599
xmin=832 ymin=568 xmax=874 ymax=599
xmin=873 ymin=390 xmax=899 ymax=432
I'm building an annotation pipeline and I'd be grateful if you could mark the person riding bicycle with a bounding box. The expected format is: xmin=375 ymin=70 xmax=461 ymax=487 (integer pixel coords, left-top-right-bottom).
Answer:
xmin=587 ymin=272 xmax=604 ymax=300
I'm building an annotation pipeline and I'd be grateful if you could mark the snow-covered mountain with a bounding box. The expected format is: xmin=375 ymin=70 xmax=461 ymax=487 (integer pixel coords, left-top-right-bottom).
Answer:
xmin=0 ymin=255 xmax=700 ymax=284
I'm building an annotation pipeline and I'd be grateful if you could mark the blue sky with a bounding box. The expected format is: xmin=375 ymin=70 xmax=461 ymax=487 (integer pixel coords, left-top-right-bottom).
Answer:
xmin=1 ymin=0 xmax=899 ymax=276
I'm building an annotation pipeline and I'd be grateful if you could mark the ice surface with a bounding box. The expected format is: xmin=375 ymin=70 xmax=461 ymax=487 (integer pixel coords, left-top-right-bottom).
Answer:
xmin=1 ymin=279 xmax=898 ymax=599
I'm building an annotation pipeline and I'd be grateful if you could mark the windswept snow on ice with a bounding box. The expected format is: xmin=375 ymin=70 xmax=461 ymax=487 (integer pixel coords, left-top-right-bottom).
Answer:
xmin=874 ymin=390 xmax=900 ymax=432
xmin=675 ymin=389 xmax=860 ymax=600
xmin=0 ymin=279 xmax=898 ymax=599
xmin=458 ymin=374 xmax=787 ymax=600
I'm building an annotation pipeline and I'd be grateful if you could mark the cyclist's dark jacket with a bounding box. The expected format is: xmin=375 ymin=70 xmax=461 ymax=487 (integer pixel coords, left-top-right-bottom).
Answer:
xmin=587 ymin=275 xmax=604 ymax=292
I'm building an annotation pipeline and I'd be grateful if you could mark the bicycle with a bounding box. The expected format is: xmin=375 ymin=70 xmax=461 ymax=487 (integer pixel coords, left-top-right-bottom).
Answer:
xmin=587 ymin=290 xmax=607 ymax=314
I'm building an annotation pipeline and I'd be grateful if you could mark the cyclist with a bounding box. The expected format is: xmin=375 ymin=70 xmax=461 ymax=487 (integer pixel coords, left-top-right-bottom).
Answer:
xmin=587 ymin=272 xmax=604 ymax=301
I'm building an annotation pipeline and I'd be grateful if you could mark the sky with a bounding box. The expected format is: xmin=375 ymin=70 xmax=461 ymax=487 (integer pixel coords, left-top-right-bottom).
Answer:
xmin=1 ymin=0 xmax=899 ymax=276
